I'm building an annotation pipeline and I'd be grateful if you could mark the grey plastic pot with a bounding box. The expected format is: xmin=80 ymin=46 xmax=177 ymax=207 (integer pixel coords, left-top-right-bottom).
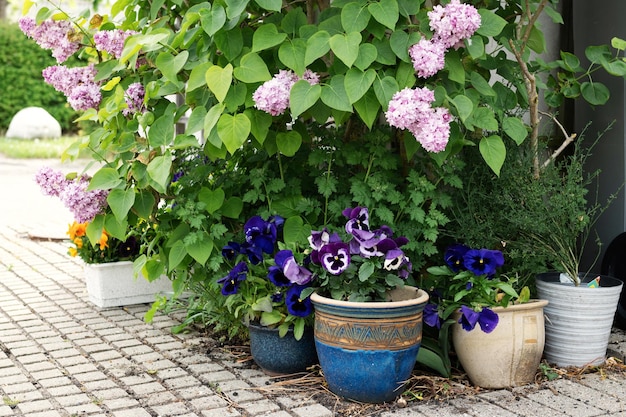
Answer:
xmin=535 ymin=272 xmax=623 ymax=367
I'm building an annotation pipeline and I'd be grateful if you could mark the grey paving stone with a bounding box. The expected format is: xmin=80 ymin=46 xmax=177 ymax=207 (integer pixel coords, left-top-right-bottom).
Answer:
xmin=16 ymin=398 xmax=54 ymax=413
xmin=291 ymin=403 xmax=334 ymax=417
xmin=200 ymin=407 xmax=241 ymax=417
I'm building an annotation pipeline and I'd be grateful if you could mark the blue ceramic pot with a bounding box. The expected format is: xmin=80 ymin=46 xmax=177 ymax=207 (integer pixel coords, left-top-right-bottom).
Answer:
xmin=311 ymin=286 xmax=429 ymax=403
xmin=248 ymin=322 xmax=318 ymax=375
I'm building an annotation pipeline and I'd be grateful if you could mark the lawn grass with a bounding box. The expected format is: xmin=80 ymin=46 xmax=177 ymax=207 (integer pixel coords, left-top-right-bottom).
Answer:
xmin=0 ymin=136 xmax=84 ymax=159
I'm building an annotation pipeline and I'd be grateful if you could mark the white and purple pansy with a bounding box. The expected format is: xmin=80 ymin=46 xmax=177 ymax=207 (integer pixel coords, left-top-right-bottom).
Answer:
xmin=308 ymin=228 xmax=341 ymax=251
xmin=317 ymin=242 xmax=351 ymax=275
xmin=274 ymin=249 xmax=313 ymax=285
xmin=342 ymin=206 xmax=370 ymax=234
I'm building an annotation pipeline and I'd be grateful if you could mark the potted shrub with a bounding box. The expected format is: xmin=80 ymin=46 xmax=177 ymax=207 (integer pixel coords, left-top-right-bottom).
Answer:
xmin=35 ymin=166 xmax=171 ymax=308
xmin=424 ymin=244 xmax=547 ymax=388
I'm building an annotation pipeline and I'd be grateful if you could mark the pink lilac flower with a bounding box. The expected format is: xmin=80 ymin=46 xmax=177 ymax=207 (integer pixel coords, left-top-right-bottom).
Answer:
xmin=253 ymin=69 xmax=320 ymax=116
xmin=386 ymin=87 xmax=451 ymax=153
xmin=409 ymin=38 xmax=446 ymax=78
xmin=19 ymin=17 xmax=80 ymax=63
xmin=123 ymin=82 xmax=145 ymax=116
xmin=68 ymin=84 xmax=102 ymax=111
xmin=428 ymin=0 xmax=481 ymax=49
xmin=59 ymin=176 xmax=109 ymax=223
xmin=34 ymin=167 xmax=70 ymax=197
xmin=93 ymin=29 xmax=138 ymax=59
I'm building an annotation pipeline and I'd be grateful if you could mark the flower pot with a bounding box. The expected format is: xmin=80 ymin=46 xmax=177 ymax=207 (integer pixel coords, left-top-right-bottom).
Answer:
xmin=536 ymin=272 xmax=623 ymax=367
xmin=84 ymin=261 xmax=172 ymax=308
xmin=248 ymin=322 xmax=318 ymax=376
xmin=310 ymin=286 xmax=428 ymax=403
xmin=451 ymin=299 xmax=548 ymax=388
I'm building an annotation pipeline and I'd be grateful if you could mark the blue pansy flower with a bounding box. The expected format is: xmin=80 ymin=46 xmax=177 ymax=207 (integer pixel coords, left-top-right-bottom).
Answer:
xmin=423 ymin=303 xmax=441 ymax=329
xmin=217 ymin=261 xmax=248 ymax=295
xmin=459 ymin=305 xmax=499 ymax=333
xmin=285 ymin=285 xmax=313 ymax=317
xmin=244 ymin=215 xmax=277 ymax=254
xmin=221 ymin=241 xmax=241 ymax=261
xmin=463 ymin=248 xmax=504 ymax=276
xmin=267 ymin=265 xmax=291 ymax=287
xmin=444 ymin=244 xmax=471 ymax=272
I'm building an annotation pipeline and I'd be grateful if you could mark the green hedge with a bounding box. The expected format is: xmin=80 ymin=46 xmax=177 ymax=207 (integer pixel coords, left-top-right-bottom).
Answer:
xmin=0 ymin=21 xmax=79 ymax=134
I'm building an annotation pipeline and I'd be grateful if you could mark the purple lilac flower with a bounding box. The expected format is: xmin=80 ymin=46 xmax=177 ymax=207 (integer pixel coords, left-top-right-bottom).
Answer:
xmin=42 ymin=65 xmax=98 ymax=96
xmin=19 ymin=17 xmax=80 ymax=63
xmin=409 ymin=38 xmax=446 ymax=78
xmin=123 ymin=82 xmax=145 ymax=116
xmin=34 ymin=167 xmax=70 ymax=197
xmin=59 ymin=177 xmax=109 ymax=223
xmin=444 ymin=243 xmax=471 ymax=272
xmin=285 ymin=285 xmax=313 ymax=317
xmin=463 ymin=248 xmax=504 ymax=276
xmin=93 ymin=29 xmax=138 ymax=58
xmin=217 ymin=261 xmax=248 ymax=295
xmin=274 ymin=250 xmax=313 ymax=285
xmin=428 ymin=0 xmax=481 ymax=49
xmin=253 ymin=69 xmax=320 ymax=116
xmin=424 ymin=303 xmax=442 ymax=329
xmin=67 ymin=83 xmax=102 ymax=111
xmin=317 ymin=242 xmax=351 ymax=275
xmin=409 ymin=106 xmax=451 ymax=153
xmin=244 ymin=216 xmax=278 ymax=254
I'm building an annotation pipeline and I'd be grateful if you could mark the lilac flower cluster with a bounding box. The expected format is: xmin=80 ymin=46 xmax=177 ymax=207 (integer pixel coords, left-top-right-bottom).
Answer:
xmin=19 ymin=17 xmax=80 ymax=63
xmin=123 ymin=82 xmax=146 ymax=116
xmin=35 ymin=167 xmax=109 ymax=223
xmin=42 ymin=64 xmax=101 ymax=111
xmin=220 ymin=215 xmax=314 ymax=318
xmin=408 ymin=0 xmax=480 ymax=78
xmin=309 ymin=207 xmax=412 ymax=278
xmin=93 ymin=29 xmax=138 ymax=58
xmin=253 ymin=69 xmax=320 ymax=116
xmin=385 ymin=87 xmax=451 ymax=153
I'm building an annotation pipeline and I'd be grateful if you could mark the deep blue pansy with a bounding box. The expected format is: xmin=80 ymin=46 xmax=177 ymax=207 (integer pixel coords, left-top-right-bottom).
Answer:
xmin=244 ymin=215 xmax=277 ymax=254
xmin=423 ymin=303 xmax=441 ymax=329
xmin=217 ymin=261 xmax=248 ymax=295
xmin=221 ymin=241 xmax=241 ymax=261
xmin=463 ymin=248 xmax=504 ymax=276
xmin=267 ymin=265 xmax=291 ymax=287
xmin=285 ymin=285 xmax=313 ymax=317
xmin=459 ymin=305 xmax=480 ymax=331
xmin=477 ymin=307 xmax=499 ymax=333
xmin=444 ymin=244 xmax=471 ymax=272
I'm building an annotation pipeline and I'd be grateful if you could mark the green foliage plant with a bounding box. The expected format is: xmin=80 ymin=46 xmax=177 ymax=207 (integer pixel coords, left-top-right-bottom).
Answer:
xmin=19 ymin=0 xmax=626 ymax=332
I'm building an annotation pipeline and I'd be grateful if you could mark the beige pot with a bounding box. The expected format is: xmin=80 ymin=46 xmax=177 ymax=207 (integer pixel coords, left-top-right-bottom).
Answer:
xmin=452 ymin=299 xmax=548 ymax=388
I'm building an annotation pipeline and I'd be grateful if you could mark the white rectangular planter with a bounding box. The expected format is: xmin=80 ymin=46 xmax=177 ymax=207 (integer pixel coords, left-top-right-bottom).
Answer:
xmin=84 ymin=261 xmax=172 ymax=308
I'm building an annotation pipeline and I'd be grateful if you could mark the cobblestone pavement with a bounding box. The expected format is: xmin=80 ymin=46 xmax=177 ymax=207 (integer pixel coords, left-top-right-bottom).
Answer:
xmin=3 ymin=156 xmax=626 ymax=416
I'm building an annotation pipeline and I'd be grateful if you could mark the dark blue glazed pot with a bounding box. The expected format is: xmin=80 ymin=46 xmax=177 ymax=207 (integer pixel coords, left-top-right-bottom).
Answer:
xmin=311 ymin=286 xmax=428 ymax=403
xmin=248 ymin=322 xmax=318 ymax=375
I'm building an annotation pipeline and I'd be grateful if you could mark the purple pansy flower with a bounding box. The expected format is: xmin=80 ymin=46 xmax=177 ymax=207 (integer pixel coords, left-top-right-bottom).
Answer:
xmin=285 ymin=285 xmax=313 ymax=317
xmin=222 ymin=241 xmax=241 ymax=261
xmin=267 ymin=265 xmax=291 ymax=287
xmin=275 ymin=250 xmax=313 ymax=285
xmin=343 ymin=206 xmax=370 ymax=234
xmin=459 ymin=305 xmax=499 ymax=333
xmin=244 ymin=216 xmax=277 ymax=254
xmin=463 ymin=248 xmax=504 ymax=276
xmin=444 ymin=243 xmax=471 ymax=272
xmin=424 ymin=303 xmax=442 ymax=329
xmin=217 ymin=262 xmax=248 ymax=295
xmin=318 ymin=242 xmax=351 ymax=275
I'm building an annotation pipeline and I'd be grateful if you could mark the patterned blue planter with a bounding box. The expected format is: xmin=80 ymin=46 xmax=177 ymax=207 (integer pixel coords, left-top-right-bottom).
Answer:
xmin=311 ymin=286 xmax=429 ymax=403
xmin=248 ymin=323 xmax=318 ymax=375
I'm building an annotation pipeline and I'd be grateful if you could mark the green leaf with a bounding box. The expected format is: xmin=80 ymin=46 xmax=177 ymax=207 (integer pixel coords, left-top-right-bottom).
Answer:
xmin=329 ymin=32 xmax=361 ymax=67
xmin=252 ymin=23 xmax=287 ymax=52
xmin=133 ymin=191 xmax=155 ymax=219
xmin=305 ymin=30 xmax=331 ymax=66
xmin=476 ymin=8 xmax=507 ymax=37
xmin=581 ymin=82 xmax=610 ymax=105
xmin=103 ymin=214 xmax=127 ymax=241
xmin=204 ymin=103 xmax=226 ymax=137
xmin=341 ymin=2 xmax=371 ymax=33
xmin=107 ymin=188 xmax=135 ymax=222
xmin=224 ymin=0 xmax=249 ymax=19
xmin=502 ymin=117 xmax=528 ymax=145
xmin=389 ymin=30 xmax=411 ymax=63
xmin=290 ymin=80 xmax=321 ymax=117
xmin=233 ymin=53 xmax=271 ymax=83
xmin=283 ymin=216 xmax=311 ymax=245
xmin=147 ymin=154 xmax=173 ymax=194
xmin=148 ymin=113 xmax=175 ymax=147
xmin=320 ymin=75 xmax=352 ymax=112
xmin=479 ymin=135 xmax=506 ymax=176
xmin=293 ymin=319 xmax=305 ymax=341
xmin=358 ymin=261 xmax=375 ymax=282
xmin=206 ymin=64 xmax=233 ymax=102
xmin=185 ymin=233 xmax=213 ymax=265
xmin=86 ymin=216 xmax=104 ymax=247
xmin=276 ymin=131 xmax=302 ymax=156
xmin=451 ymin=95 xmax=474 ymax=123
xmin=445 ymin=50 xmax=465 ymax=84
xmin=585 ymin=45 xmax=611 ymax=65
xmin=260 ymin=309 xmax=283 ymax=325
xmin=470 ymin=72 xmax=495 ymax=97
xmin=470 ymin=107 xmax=498 ymax=131
xmin=254 ymin=0 xmax=281 ymax=11
xmin=198 ymin=187 xmax=225 ymax=214
xmin=354 ymin=43 xmax=378 ymax=71
xmin=200 ymin=4 xmax=226 ymax=35
xmin=217 ymin=113 xmax=251 ymax=154
xmin=89 ymin=167 xmax=123 ymax=190
xmin=155 ymin=51 xmax=188 ymax=82
xmin=354 ymin=89 xmax=381 ymax=129
xmin=344 ymin=68 xmax=376 ymax=104
xmin=186 ymin=107 xmax=207 ymax=134
xmin=466 ymin=35 xmax=485 ymax=59
xmin=367 ymin=0 xmax=398 ymax=30
xmin=373 ymin=76 xmax=399 ymax=108
xmin=168 ymin=241 xmax=187 ymax=271
xmin=612 ymin=37 xmax=626 ymax=51
xmin=278 ymin=38 xmax=307 ymax=75
xmin=245 ymin=109 xmax=272 ymax=144
xmin=221 ymin=197 xmax=243 ymax=218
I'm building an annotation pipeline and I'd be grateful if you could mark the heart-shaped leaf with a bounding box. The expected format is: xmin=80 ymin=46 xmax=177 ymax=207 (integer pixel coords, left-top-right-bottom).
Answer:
xmin=147 ymin=153 xmax=173 ymax=194
xmin=341 ymin=2 xmax=371 ymax=33
xmin=321 ymin=75 xmax=352 ymax=112
xmin=329 ymin=32 xmax=361 ymax=68
xmin=354 ymin=43 xmax=378 ymax=71
xmin=233 ymin=53 xmax=271 ymax=83
xmin=155 ymin=50 xmax=189 ymax=82
xmin=107 ymin=188 xmax=135 ymax=223
xmin=305 ymin=30 xmax=331 ymax=66
xmin=344 ymin=68 xmax=376 ymax=104
xmin=198 ymin=187 xmax=225 ymax=214
xmin=185 ymin=233 xmax=214 ymax=265
xmin=218 ymin=113 xmax=251 ymax=154
xmin=252 ymin=23 xmax=287 ymax=52
xmin=368 ymin=0 xmax=398 ymax=30
xmin=200 ymin=5 xmax=226 ymax=36
xmin=206 ymin=64 xmax=233 ymax=102
xmin=278 ymin=38 xmax=307 ymax=75
xmin=479 ymin=135 xmax=506 ymax=176
xmin=276 ymin=131 xmax=302 ymax=156
xmin=290 ymin=80 xmax=321 ymax=117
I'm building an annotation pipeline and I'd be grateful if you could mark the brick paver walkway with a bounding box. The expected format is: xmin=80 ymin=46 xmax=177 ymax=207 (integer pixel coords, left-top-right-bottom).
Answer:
xmin=2 ymin=223 xmax=626 ymax=416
